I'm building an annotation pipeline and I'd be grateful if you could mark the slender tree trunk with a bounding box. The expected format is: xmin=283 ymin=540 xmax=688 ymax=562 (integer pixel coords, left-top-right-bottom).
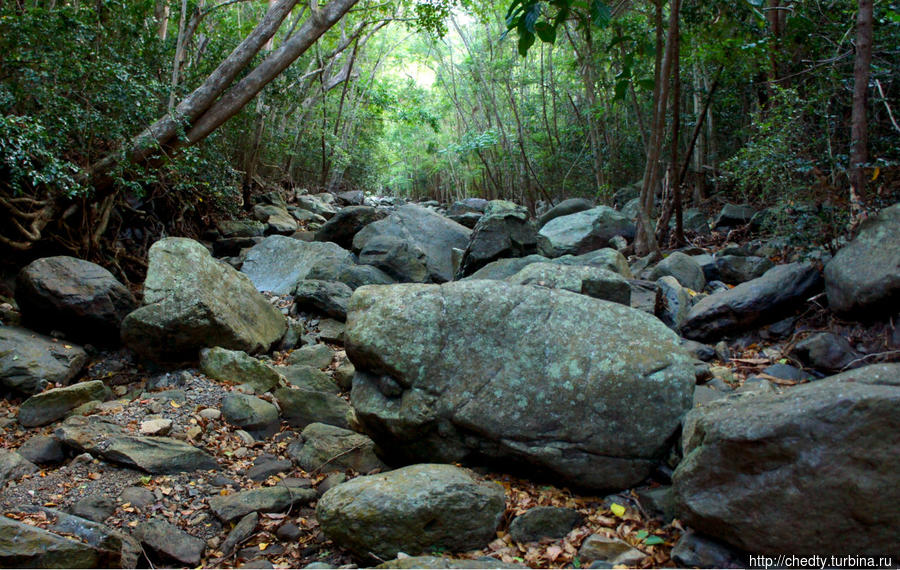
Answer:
xmin=849 ymin=0 xmax=873 ymax=222
xmin=635 ymin=0 xmax=679 ymax=256
xmin=167 ymin=0 xmax=189 ymax=112
xmin=656 ymin=16 xmax=682 ymax=245
xmin=155 ymin=0 xmax=169 ymax=41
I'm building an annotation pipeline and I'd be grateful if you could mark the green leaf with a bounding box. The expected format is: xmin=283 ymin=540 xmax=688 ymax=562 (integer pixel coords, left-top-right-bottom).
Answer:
xmin=523 ymin=2 xmax=541 ymax=33
xmin=645 ymin=536 xmax=665 ymax=546
xmin=518 ymin=30 xmax=536 ymax=56
xmin=139 ymin=475 xmax=152 ymax=485
xmin=534 ymin=21 xmax=556 ymax=43
xmin=613 ymin=79 xmax=629 ymax=101
xmin=636 ymin=78 xmax=655 ymax=90
xmin=635 ymin=530 xmax=649 ymax=539
xmin=591 ymin=0 xmax=611 ymax=26
xmin=554 ymin=5 xmax=570 ymax=28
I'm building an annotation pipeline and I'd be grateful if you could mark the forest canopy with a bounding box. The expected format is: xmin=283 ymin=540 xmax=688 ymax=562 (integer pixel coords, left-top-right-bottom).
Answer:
xmin=1 ymin=0 xmax=898 ymax=277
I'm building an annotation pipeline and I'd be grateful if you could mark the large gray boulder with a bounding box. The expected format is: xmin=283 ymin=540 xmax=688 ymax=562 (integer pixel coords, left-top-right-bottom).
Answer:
xmin=18 ymin=380 xmax=112 ymax=427
xmin=458 ymin=201 xmax=538 ymax=277
xmin=315 ymin=206 xmax=387 ymax=249
xmin=673 ymin=363 xmax=900 ymax=557
xmin=648 ymin=252 xmax=706 ymax=291
xmin=538 ymin=198 xmax=593 ymax=228
xmin=346 ymin=280 xmax=695 ymax=490
xmin=0 ymin=326 xmax=87 ymax=395
xmin=352 ymin=204 xmax=471 ymax=283
xmin=121 ymin=238 xmax=286 ymax=361
xmin=680 ymin=263 xmax=822 ymax=342
xmin=16 ymin=256 xmax=137 ymax=345
xmin=505 ymin=263 xmax=631 ymax=306
xmin=537 ymin=207 xmax=635 ymax=258
xmin=241 ymin=235 xmax=356 ymax=294
xmin=317 ymin=464 xmax=505 ymax=559
xmin=825 ymin=203 xmax=900 ymax=317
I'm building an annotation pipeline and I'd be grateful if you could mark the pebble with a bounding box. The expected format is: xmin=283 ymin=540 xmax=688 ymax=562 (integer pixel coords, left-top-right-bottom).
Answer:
xmin=200 ymin=408 xmax=221 ymax=420
xmin=140 ymin=418 xmax=173 ymax=436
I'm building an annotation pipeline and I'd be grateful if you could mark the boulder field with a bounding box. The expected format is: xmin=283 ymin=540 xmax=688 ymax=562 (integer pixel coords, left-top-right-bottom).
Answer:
xmin=1 ymin=194 xmax=898 ymax=568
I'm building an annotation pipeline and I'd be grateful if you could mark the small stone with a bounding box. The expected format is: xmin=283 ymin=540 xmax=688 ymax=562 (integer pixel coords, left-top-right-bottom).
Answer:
xmin=508 ymin=507 xmax=582 ymax=543
xmin=17 ymin=435 xmax=65 ymax=465
xmin=120 ymin=486 xmax=155 ymax=509
xmin=234 ymin=447 xmax=249 ymax=458
xmin=578 ymin=535 xmax=645 ymax=566
xmin=113 ymin=386 xmax=128 ymax=396
xmin=235 ymin=430 xmax=256 ymax=445
xmin=70 ymin=494 xmax=117 ymax=523
xmin=671 ymin=530 xmax=745 ymax=568
xmin=200 ymin=408 xmax=222 ymax=420
xmin=334 ymin=362 xmax=355 ymax=391
xmin=222 ymin=512 xmax=259 ymax=555
xmin=276 ymin=522 xmax=302 ymax=541
xmin=140 ymin=418 xmax=173 ymax=436
xmin=134 ymin=517 xmax=206 ymax=566
xmin=186 ymin=426 xmax=203 ymax=440
xmin=247 ymin=458 xmax=293 ymax=481
xmin=317 ymin=472 xmax=346 ymax=496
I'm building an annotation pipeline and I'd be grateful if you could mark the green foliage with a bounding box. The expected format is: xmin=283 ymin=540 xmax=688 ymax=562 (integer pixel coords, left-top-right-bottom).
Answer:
xmin=0 ymin=113 xmax=84 ymax=197
xmin=722 ymin=87 xmax=814 ymax=204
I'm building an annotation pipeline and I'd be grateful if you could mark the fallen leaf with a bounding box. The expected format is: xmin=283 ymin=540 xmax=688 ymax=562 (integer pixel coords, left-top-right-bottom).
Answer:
xmin=546 ymin=545 xmax=563 ymax=561
xmin=610 ymin=503 xmax=626 ymax=517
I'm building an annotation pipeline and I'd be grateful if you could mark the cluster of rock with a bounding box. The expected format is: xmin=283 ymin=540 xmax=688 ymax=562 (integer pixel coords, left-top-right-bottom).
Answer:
xmin=1 ymin=186 xmax=898 ymax=567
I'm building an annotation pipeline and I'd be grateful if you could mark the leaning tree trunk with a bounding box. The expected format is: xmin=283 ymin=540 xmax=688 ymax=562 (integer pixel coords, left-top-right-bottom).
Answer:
xmin=849 ymin=0 xmax=873 ymax=226
xmin=88 ymin=0 xmax=359 ymax=191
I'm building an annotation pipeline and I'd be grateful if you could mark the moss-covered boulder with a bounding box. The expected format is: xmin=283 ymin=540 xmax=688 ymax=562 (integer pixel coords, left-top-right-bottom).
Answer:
xmin=346 ymin=280 xmax=694 ymax=490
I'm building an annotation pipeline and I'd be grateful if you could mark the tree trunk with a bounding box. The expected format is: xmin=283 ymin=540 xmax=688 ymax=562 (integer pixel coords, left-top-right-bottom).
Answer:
xmin=88 ymin=0 xmax=359 ymax=190
xmin=849 ymin=0 xmax=873 ymax=222
xmin=635 ymin=0 xmax=679 ymax=257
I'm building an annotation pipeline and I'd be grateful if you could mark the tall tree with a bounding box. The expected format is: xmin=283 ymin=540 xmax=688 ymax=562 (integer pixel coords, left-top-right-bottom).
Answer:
xmin=849 ymin=0 xmax=873 ymax=225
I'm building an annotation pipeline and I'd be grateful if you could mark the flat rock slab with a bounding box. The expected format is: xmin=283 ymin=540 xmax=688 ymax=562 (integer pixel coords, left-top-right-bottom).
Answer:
xmin=0 ymin=326 xmax=87 ymax=395
xmin=0 ymin=516 xmax=108 ymax=568
xmin=673 ymin=363 xmax=900 ymax=557
xmin=208 ymin=486 xmax=317 ymax=522
xmin=18 ymin=380 xmax=112 ymax=427
xmin=506 ymin=262 xmax=631 ymax=306
xmin=55 ymin=416 xmax=217 ymax=474
xmin=241 ymin=235 xmax=356 ymax=294
xmin=680 ymin=263 xmax=822 ymax=342
xmin=346 ymin=280 xmax=694 ymax=490
xmin=317 ymin=463 xmax=506 ymax=560
xmin=134 ymin=518 xmax=205 ymax=566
